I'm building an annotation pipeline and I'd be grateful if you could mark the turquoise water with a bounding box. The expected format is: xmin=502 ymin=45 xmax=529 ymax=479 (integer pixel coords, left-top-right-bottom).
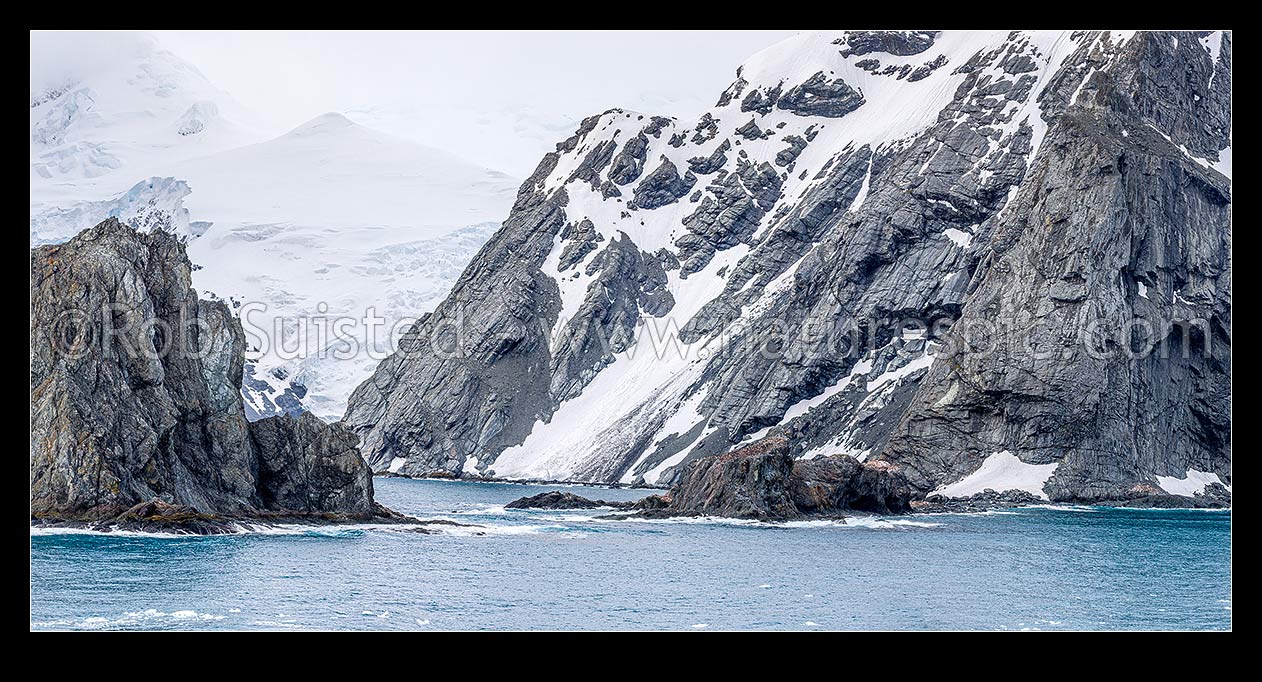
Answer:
xmin=30 ymin=478 xmax=1231 ymax=631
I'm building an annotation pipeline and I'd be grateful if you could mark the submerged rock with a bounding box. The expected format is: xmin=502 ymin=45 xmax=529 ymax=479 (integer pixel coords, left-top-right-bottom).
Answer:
xmin=30 ymin=218 xmax=404 ymax=532
xmin=911 ymin=490 xmax=1045 ymax=514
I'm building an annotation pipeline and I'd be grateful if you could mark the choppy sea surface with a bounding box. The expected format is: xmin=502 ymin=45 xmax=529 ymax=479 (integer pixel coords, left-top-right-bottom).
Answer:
xmin=31 ymin=478 xmax=1231 ymax=631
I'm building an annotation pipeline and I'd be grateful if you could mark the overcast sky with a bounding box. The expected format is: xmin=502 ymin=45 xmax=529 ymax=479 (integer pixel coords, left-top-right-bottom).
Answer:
xmin=148 ymin=30 xmax=798 ymax=175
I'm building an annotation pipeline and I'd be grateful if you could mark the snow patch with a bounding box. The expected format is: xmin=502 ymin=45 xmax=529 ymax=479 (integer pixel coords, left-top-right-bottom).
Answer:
xmin=943 ymin=227 xmax=973 ymax=248
xmin=933 ymin=451 xmax=1059 ymax=500
xmin=1156 ymin=469 xmax=1229 ymax=497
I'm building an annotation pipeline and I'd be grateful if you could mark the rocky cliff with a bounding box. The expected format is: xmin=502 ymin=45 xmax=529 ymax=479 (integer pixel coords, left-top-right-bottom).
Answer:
xmin=344 ymin=31 xmax=1230 ymax=506
xmin=31 ymin=218 xmax=397 ymax=529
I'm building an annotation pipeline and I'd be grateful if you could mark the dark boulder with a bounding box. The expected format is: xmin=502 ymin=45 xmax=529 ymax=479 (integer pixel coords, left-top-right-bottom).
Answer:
xmin=641 ymin=437 xmax=800 ymax=520
xmin=629 ymin=437 xmax=915 ymax=521
xmin=777 ymin=72 xmax=865 ymax=118
xmin=506 ymin=490 xmax=634 ymax=510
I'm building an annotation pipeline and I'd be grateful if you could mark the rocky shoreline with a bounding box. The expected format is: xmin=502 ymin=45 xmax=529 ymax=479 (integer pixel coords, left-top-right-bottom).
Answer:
xmin=504 ymin=438 xmax=1231 ymax=521
xmin=30 ymin=499 xmax=424 ymax=535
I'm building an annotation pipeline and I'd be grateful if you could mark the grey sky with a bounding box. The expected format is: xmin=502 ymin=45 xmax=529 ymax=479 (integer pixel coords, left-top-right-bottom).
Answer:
xmin=150 ymin=30 xmax=798 ymax=175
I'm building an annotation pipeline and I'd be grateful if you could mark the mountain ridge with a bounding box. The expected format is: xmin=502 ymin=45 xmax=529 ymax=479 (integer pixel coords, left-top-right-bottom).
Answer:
xmin=343 ymin=30 xmax=1231 ymax=506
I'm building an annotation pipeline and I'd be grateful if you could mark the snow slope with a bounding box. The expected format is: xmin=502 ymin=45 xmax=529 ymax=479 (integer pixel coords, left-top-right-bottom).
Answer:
xmin=182 ymin=114 xmax=519 ymax=420
xmin=489 ymin=30 xmax=1089 ymax=482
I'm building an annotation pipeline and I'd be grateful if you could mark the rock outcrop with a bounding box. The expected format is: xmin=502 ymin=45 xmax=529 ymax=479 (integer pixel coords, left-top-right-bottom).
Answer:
xmin=30 ymin=218 xmax=400 ymax=530
xmin=505 ymin=490 xmax=634 ymax=510
xmin=642 ymin=437 xmax=800 ymax=520
xmin=641 ymin=437 xmax=914 ymax=519
xmin=789 ymin=457 xmax=912 ymax=515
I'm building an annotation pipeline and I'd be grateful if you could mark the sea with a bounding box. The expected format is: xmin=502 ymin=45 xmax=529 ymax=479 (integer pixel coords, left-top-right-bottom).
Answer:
xmin=30 ymin=477 xmax=1232 ymax=631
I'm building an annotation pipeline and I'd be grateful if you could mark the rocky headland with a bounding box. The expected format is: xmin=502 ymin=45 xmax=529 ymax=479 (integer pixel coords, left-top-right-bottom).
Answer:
xmin=30 ymin=219 xmax=413 ymax=534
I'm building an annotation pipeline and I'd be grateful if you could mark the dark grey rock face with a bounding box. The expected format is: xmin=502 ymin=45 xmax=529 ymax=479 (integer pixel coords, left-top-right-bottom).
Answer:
xmin=870 ymin=32 xmax=1232 ymax=504
xmin=774 ymin=135 xmax=809 ymax=168
xmin=911 ymin=490 xmax=1045 ymax=514
xmin=690 ymin=113 xmax=720 ymax=144
xmin=343 ymin=31 xmax=1230 ymax=508
xmin=777 ymin=72 xmax=866 ymax=118
xmin=608 ymin=132 xmax=650 ymax=185
xmin=735 ymin=118 xmax=764 ymax=140
xmin=548 ymin=234 xmax=675 ymax=403
xmin=907 ymin=54 xmax=948 ymax=82
xmin=880 ymin=110 xmax=1232 ymax=502
xmin=675 ymin=159 xmax=783 ymax=275
xmin=628 ymin=158 xmax=697 ymax=210
xmin=741 ymin=83 xmax=783 ymax=115
xmin=30 ymin=219 xmax=390 ymax=527
xmin=557 ymin=219 xmax=604 ymax=271
xmin=837 ymin=30 xmax=938 ymax=57
xmin=688 ymin=140 xmax=731 ymax=175
xmin=342 ymin=147 xmax=571 ymax=477
xmin=248 ymin=412 xmax=374 ymax=515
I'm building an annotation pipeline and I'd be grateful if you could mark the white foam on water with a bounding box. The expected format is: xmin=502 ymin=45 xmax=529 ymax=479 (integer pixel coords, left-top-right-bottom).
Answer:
xmin=31 ymin=526 xmax=209 ymax=539
xmin=31 ymin=521 xmax=465 ymax=539
xmin=597 ymin=514 xmax=940 ymax=530
xmin=249 ymin=620 xmax=305 ymax=629
xmin=32 ymin=608 xmax=226 ymax=630
xmin=453 ymin=504 xmax=509 ymax=515
xmin=421 ymin=521 xmax=564 ymax=537
xmin=1022 ymin=504 xmax=1102 ymax=513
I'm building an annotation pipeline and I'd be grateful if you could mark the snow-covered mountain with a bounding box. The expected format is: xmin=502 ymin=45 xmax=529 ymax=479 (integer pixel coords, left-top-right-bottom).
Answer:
xmin=344 ymin=30 xmax=1231 ymax=506
xmin=182 ymin=113 xmax=518 ymax=419
xmin=29 ymin=33 xmax=520 ymax=421
xmin=345 ymin=102 xmax=583 ymax=178
xmin=30 ymin=32 xmax=266 ymax=219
